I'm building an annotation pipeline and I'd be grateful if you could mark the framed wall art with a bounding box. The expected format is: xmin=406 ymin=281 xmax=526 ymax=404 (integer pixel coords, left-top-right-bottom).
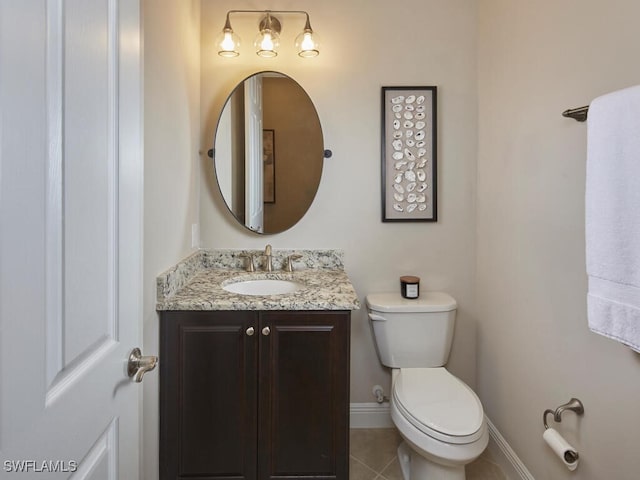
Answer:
xmin=381 ymin=86 xmax=437 ymax=222
xmin=263 ymin=129 xmax=275 ymax=203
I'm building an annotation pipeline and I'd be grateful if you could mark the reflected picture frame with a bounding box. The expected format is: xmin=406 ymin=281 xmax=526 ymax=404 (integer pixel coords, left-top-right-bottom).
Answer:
xmin=263 ymin=129 xmax=275 ymax=203
xmin=381 ymin=86 xmax=437 ymax=222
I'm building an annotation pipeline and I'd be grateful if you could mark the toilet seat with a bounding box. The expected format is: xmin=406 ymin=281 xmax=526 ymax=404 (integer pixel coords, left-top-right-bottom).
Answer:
xmin=393 ymin=367 xmax=485 ymax=445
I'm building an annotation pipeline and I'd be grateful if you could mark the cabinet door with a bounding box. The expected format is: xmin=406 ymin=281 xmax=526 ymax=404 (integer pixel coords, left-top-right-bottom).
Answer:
xmin=160 ymin=311 xmax=258 ymax=480
xmin=258 ymin=311 xmax=350 ymax=480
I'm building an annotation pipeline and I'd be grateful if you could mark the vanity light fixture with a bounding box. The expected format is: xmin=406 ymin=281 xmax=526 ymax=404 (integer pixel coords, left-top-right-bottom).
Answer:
xmin=217 ymin=10 xmax=320 ymax=58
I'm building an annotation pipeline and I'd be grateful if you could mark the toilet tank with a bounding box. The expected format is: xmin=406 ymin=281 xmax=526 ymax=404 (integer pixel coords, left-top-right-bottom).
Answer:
xmin=366 ymin=292 xmax=457 ymax=368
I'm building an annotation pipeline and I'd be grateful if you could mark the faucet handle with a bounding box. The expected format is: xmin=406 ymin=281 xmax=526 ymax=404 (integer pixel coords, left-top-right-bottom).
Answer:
xmin=239 ymin=253 xmax=256 ymax=272
xmin=265 ymin=244 xmax=272 ymax=255
xmin=285 ymin=254 xmax=303 ymax=272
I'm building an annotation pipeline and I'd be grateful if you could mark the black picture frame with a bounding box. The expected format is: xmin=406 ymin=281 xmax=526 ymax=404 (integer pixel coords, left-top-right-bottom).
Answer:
xmin=263 ymin=129 xmax=275 ymax=204
xmin=381 ymin=86 xmax=437 ymax=222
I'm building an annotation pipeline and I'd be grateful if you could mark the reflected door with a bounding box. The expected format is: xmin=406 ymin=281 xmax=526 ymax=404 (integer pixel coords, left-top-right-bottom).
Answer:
xmin=244 ymin=75 xmax=264 ymax=233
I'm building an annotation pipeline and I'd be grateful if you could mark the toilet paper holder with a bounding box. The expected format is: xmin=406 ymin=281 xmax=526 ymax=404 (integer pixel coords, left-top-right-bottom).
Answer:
xmin=543 ymin=398 xmax=584 ymax=467
xmin=543 ymin=397 xmax=585 ymax=430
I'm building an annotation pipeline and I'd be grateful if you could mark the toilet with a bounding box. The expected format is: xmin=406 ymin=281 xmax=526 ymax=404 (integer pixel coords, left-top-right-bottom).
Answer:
xmin=366 ymin=292 xmax=488 ymax=480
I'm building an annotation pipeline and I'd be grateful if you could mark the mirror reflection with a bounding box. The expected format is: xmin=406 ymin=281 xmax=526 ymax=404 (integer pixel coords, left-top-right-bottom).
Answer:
xmin=213 ymin=71 xmax=324 ymax=234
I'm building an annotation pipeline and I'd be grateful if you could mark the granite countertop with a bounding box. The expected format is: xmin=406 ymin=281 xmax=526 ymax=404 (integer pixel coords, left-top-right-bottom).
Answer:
xmin=156 ymin=249 xmax=361 ymax=311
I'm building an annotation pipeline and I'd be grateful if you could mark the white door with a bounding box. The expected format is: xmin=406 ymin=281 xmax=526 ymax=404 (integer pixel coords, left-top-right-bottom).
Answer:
xmin=0 ymin=0 xmax=147 ymax=478
xmin=244 ymin=75 xmax=264 ymax=233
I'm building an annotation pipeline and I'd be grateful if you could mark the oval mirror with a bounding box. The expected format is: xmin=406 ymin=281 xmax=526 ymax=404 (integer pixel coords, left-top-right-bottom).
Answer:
xmin=213 ymin=71 xmax=324 ymax=234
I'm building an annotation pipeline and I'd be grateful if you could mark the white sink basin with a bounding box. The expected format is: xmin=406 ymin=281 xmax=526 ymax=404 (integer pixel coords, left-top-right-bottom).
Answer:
xmin=222 ymin=279 xmax=304 ymax=296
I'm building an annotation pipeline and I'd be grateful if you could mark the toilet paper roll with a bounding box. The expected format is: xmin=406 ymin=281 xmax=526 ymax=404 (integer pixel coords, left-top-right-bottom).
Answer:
xmin=543 ymin=428 xmax=579 ymax=471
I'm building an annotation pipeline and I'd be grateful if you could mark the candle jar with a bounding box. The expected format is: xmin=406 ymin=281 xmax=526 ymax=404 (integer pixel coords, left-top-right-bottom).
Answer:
xmin=400 ymin=276 xmax=420 ymax=299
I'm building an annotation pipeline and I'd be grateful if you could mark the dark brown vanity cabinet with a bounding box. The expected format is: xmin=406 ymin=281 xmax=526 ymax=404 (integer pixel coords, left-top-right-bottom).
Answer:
xmin=159 ymin=310 xmax=351 ymax=480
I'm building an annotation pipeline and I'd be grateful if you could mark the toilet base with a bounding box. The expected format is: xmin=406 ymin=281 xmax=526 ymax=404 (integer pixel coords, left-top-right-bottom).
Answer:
xmin=397 ymin=441 xmax=466 ymax=480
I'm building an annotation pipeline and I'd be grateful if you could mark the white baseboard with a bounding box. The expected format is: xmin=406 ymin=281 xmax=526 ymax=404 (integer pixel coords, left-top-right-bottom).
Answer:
xmin=349 ymin=403 xmax=534 ymax=479
xmin=485 ymin=417 xmax=535 ymax=480
xmin=349 ymin=402 xmax=393 ymax=428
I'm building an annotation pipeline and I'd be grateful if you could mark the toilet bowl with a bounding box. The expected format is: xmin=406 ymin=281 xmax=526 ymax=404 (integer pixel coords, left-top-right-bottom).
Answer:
xmin=391 ymin=368 xmax=488 ymax=480
xmin=366 ymin=292 xmax=488 ymax=480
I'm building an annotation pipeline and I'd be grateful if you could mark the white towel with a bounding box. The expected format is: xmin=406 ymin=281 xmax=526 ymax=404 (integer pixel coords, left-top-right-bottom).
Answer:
xmin=586 ymin=85 xmax=640 ymax=352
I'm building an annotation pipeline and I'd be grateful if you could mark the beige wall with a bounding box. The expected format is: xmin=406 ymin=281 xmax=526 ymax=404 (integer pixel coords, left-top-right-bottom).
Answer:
xmin=142 ymin=1 xmax=200 ymax=478
xmin=476 ymin=0 xmax=640 ymax=478
xmin=199 ymin=0 xmax=479 ymax=402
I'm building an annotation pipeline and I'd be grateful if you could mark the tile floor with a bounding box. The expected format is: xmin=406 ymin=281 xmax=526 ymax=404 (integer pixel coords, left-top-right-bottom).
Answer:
xmin=350 ymin=428 xmax=507 ymax=480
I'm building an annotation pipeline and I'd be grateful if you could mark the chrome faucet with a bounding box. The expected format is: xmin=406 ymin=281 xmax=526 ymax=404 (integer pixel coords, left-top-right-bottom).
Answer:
xmin=263 ymin=244 xmax=273 ymax=272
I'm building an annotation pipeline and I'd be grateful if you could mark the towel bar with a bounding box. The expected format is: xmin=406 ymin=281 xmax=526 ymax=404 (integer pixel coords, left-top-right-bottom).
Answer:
xmin=562 ymin=106 xmax=589 ymax=122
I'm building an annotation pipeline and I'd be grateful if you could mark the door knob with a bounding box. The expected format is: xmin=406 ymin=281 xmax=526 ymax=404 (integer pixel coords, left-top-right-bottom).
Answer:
xmin=262 ymin=326 xmax=271 ymax=336
xmin=127 ymin=348 xmax=158 ymax=383
xmin=246 ymin=326 xmax=255 ymax=336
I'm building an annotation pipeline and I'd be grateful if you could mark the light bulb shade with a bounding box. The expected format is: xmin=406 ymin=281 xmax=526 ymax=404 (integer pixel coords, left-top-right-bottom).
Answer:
xmin=254 ymin=29 xmax=280 ymax=57
xmin=216 ymin=28 xmax=240 ymax=57
xmin=295 ymin=29 xmax=320 ymax=57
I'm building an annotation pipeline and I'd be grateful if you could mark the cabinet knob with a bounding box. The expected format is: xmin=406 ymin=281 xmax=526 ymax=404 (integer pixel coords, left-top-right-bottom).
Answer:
xmin=262 ymin=326 xmax=271 ymax=336
xmin=246 ymin=326 xmax=255 ymax=336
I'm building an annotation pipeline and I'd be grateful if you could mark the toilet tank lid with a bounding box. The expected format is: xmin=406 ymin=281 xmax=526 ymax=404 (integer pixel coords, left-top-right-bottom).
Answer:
xmin=366 ymin=292 xmax=457 ymax=313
